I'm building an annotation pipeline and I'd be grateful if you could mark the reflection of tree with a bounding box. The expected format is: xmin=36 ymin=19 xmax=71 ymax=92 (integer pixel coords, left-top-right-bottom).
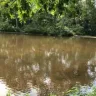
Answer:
xmin=87 ymin=54 xmax=96 ymax=78
xmin=0 ymin=35 xmax=95 ymax=95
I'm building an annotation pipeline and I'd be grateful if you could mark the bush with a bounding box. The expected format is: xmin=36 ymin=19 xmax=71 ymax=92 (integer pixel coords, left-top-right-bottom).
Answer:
xmin=22 ymin=13 xmax=75 ymax=36
xmin=0 ymin=13 xmax=84 ymax=36
xmin=0 ymin=20 xmax=20 ymax=33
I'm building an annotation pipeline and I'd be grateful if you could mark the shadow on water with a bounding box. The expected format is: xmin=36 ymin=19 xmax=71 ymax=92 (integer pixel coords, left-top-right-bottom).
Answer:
xmin=0 ymin=35 xmax=96 ymax=95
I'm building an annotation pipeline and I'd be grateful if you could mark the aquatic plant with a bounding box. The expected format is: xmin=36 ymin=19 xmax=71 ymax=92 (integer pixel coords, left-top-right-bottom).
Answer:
xmin=64 ymin=83 xmax=96 ymax=96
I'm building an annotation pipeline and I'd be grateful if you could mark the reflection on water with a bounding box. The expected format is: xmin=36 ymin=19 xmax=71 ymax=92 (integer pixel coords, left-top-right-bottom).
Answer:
xmin=0 ymin=80 xmax=9 ymax=96
xmin=0 ymin=34 xmax=96 ymax=95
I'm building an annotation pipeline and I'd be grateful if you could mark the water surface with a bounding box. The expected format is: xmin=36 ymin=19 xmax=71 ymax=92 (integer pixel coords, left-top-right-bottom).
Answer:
xmin=0 ymin=34 xmax=96 ymax=96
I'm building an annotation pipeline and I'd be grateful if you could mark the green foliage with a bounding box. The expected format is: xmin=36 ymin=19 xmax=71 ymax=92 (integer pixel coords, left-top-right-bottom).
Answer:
xmin=22 ymin=12 xmax=74 ymax=36
xmin=0 ymin=20 xmax=20 ymax=32
xmin=6 ymin=91 xmax=30 ymax=96
xmin=83 ymin=3 xmax=96 ymax=35
xmin=0 ymin=0 xmax=96 ymax=36
xmin=6 ymin=91 xmax=11 ymax=96
xmin=5 ymin=85 xmax=96 ymax=96
xmin=64 ymin=84 xmax=96 ymax=96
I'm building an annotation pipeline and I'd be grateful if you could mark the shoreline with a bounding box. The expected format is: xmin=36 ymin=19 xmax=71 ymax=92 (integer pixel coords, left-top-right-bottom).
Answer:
xmin=0 ymin=32 xmax=96 ymax=39
xmin=74 ymin=35 xmax=96 ymax=39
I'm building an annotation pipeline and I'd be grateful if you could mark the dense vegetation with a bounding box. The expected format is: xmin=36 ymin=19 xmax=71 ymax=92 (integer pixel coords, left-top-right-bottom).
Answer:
xmin=0 ymin=0 xmax=96 ymax=36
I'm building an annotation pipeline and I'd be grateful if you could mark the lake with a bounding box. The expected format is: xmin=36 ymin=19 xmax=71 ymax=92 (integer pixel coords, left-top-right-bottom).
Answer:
xmin=0 ymin=34 xmax=96 ymax=96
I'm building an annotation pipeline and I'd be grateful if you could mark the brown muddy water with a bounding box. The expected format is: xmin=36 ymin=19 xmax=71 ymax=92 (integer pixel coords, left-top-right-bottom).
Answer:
xmin=0 ymin=34 xmax=96 ymax=96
